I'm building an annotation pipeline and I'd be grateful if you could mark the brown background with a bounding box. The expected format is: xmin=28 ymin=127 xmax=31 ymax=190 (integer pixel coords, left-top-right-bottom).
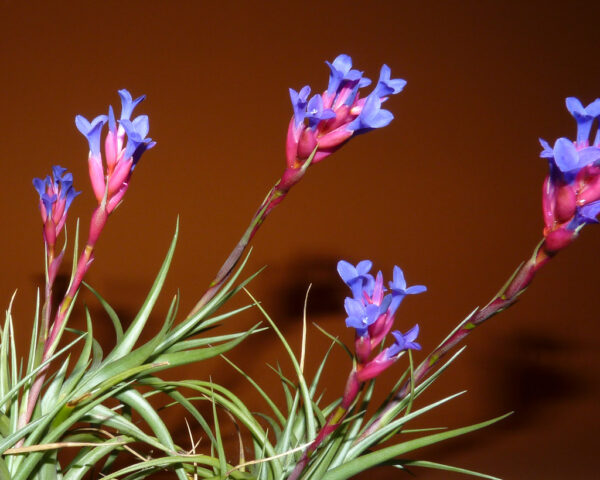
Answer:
xmin=1 ymin=1 xmax=599 ymax=478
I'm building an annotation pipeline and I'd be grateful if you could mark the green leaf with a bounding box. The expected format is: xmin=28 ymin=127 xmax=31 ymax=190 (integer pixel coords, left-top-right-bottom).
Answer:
xmin=208 ymin=382 xmax=227 ymax=476
xmin=115 ymin=389 xmax=187 ymax=480
xmin=62 ymin=435 xmax=132 ymax=480
xmin=321 ymin=413 xmax=512 ymax=480
xmin=40 ymin=356 xmax=70 ymax=415
xmin=59 ymin=311 xmax=94 ymax=400
xmin=0 ymin=414 xmax=49 ymax=454
xmin=82 ymin=282 xmax=123 ymax=343
xmin=149 ymin=324 xmax=260 ymax=371
xmin=221 ymin=354 xmax=286 ymax=426
xmin=26 ymin=290 xmax=41 ymax=378
xmin=0 ymin=333 xmax=85 ymax=413
xmin=399 ymin=459 xmax=502 ymax=479
xmin=243 ymin=288 xmax=316 ymax=441
xmin=104 ymin=218 xmax=178 ymax=362
xmin=348 ymin=391 xmax=467 ymax=458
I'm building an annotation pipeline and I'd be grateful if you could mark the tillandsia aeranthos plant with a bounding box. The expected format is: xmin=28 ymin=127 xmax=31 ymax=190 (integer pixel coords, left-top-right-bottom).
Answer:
xmin=0 ymin=53 xmax=597 ymax=480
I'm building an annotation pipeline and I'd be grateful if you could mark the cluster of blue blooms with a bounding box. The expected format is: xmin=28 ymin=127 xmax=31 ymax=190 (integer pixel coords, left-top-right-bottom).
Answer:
xmin=337 ymin=259 xmax=425 ymax=381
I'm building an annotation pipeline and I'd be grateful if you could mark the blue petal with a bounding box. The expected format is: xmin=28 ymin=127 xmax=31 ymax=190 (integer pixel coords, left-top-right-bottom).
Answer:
xmin=108 ymin=105 xmax=116 ymax=133
xmin=337 ymin=260 xmax=358 ymax=284
xmin=405 ymin=285 xmax=427 ymax=294
xmin=390 ymin=265 xmax=406 ymax=290
xmin=553 ymin=138 xmax=579 ymax=172
xmin=379 ymin=294 xmax=392 ymax=315
xmin=41 ymin=193 xmax=56 ymax=214
xmin=326 ymin=54 xmax=365 ymax=94
xmin=539 ymin=138 xmax=554 ymax=158
xmin=64 ymin=187 xmax=81 ymax=211
xmin=566 ymin=97 xmax=598 ymax=145
xmin=33 ymin=177 xmax=48 ymax=197
xmin=372 ymin=64 xmax=407 ymax=98
xmin=75 ymin=114 xmax=107 ymax=156
xmin=289 ymin=86 xmax=310 ymax=128
xmin=358 ymin=77 xmax=372 ymax=88
xmin=576 ymin=146 xmax=600 ymax=169
xmin=578 ymin=201 xmax=600 ymax=223
xmin=356 ymin=260 xmax=372 ymax=275
xmin=565 ymin=97 xmax=585 ymax=117
xmin=52 ymin=165 xmax=67 ymax=180
xmin=344 ymin=297 xmax=364 ymax=318
xmin=403 ymin=324 xmax=420 ymax=343
xmin=347 ymin=94 xmax=394 ymax=132
xmin=332 ymin=54 xmax=352 ymax=75
xmin=121 ymin=116 xmax=150 ymax=159
xmin=118 ymin=89 xmax=146 ymax=121
xmin=585 ymin=98 xmax=600 ymax=117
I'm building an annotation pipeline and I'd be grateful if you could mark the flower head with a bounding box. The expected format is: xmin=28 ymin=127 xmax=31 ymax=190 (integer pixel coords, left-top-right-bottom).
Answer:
xmin=76 ymin=89 xmax=154 ymax=212
xmin=282 ymin=54 xmax=405 ymax=189
xmin=344 ymin=297 xmax=380 ymax=336
xmin=338 ymin=259 xmax=425 ymax=369
xmin=539 ymin=97 xmax=600 ymax=252
xmin=33 ymin=166 xmax=80 ymax=247
xmin=388 ymin=265 xmax=427 ymax=316
xmin=337 ymin=259 xmax=375 ymax=299
xmin=386 ymin=325 xmax=421 ymax=356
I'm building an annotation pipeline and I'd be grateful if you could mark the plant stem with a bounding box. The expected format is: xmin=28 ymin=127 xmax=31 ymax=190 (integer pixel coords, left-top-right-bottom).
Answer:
xmin=16 ymin=206 xmax=108 ymax=437
xmin=359 ymin=239 xmax=552 ymax=441
xmin=288 ymin=372 xmax=362 ymax=480
xmin=187 ymin=182 xmax=287 ymax=317
xmin=188 ymin=149 xmax=317 ymax=317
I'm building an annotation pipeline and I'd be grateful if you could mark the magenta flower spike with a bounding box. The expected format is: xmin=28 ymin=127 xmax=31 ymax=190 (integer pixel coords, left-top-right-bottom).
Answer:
xmin=281 ymin=54 xmax=405 ymax=190
xmin=33 ymin=166 xmax=80 ymax=248
xmin=539 ymin=97 xmax=600 ymax=253
xmin=75 ymin=89 xmax=155 ymax=214
xmin=338 ymin=259 xmax=425 ymax=368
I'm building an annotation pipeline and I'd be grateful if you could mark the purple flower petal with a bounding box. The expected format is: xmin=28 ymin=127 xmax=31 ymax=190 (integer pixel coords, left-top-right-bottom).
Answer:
xmin=372 ymin=64 xmax=407 ymax=98
xmin=553 ymin=138 xmax=579 ymax=173
xmin=290 ymin=86 xmax=311 ymax=128
xmin=75 ymin=114 xmax=108 ymax=156
xmin=578 ymin=200 xmax=600 ymax=223
xmin=118 ymin=89 xmax=146 ymax=121
xmin=347 ymin=94 xmax=394 ymax=133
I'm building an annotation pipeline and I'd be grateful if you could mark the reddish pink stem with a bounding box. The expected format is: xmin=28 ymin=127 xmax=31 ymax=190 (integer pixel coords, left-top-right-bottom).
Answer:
xmin=358 ymin=240 xmax=552 ymax=441
xmin=288 ymin=371 xmax=363 ymax=480
xmin=188 ymin=182 xmax=288 ymax=317
xmin=16 ymin=206 xmax=108 ymax=437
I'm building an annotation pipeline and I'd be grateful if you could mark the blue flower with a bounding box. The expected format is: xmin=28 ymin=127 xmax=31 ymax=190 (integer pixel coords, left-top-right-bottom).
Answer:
xmin=540 ymin=97 xmax=600 ymax=184
xmin=347 ymin=93 xmax=394 ymax=133
xmin=540 ymin=137 xmax=600 ymax=185
xmin=75 ymin=114 xmax=108 ymax=156
xmin=118 ymin=89 xmax=146 ymax=121
xmin=573 ymin=200 xmax=600 ymax=226
xmin=33 ymin=166 xmax=80 ymax=224
xmin=385 ymin=325 xmax=421 ymax=357
xmin=121 ymin=115 xmax=154 ymax=164
xmin=372 ymin=64 xmax=407 ymax=98
xmin=565 ymin=97 xmax=600 ymax=146
xmin=326 ymin=54 xmax=370 ymax=95
xmin=305 ymin=94 xmax=335 ymax=128
xmin=337 ymin=259 xmax=375 ymax=299
xmin=344 ymin=297 xmax=380 ymax=336
xmin=388 ymin=265 xmax=427 ymax=315
xmin=289 ymin=86 xmax=311 ymax=128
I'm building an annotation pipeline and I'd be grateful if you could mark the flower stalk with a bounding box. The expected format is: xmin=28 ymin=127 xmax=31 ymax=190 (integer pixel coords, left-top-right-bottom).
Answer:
xmin=288 ymin=261 xmax=424 ymax=479
xmin=18 ymin=89 xmax=153 ymax=437
xmin=190 ymin=54 xmax=407 ymax=315
xmin=360 ymin=95 xmax=600 ymax=441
